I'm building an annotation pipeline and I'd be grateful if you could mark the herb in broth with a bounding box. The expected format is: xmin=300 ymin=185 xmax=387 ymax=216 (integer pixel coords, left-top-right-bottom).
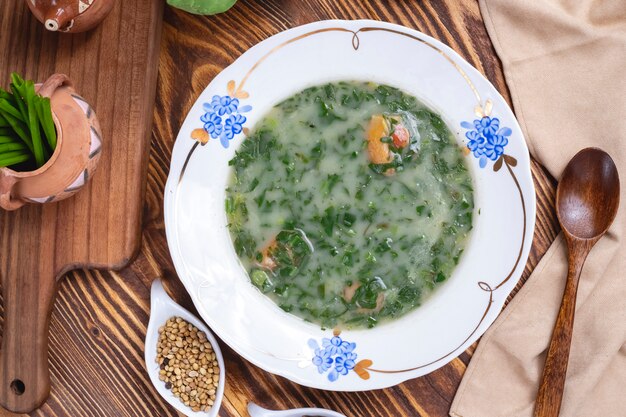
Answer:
xmin=226 ymin=81 xmax=474 ymax=329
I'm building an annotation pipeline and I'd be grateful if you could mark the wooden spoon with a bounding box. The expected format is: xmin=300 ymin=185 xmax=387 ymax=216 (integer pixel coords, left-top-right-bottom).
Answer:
xmin=534 ymin=148 xmax=620 ymax=417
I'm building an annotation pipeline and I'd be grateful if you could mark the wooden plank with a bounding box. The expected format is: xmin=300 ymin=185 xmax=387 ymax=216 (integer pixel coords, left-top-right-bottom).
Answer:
xmin=0 ymin=0 xmax=163 ymax=413
xmin=0 ymin=1 xmax=560 ymax=416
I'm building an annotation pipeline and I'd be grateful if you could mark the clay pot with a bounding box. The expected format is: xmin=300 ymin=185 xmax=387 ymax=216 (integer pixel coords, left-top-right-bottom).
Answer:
xmin=26 ymin=0 xmax=115 ymax=33
xmin=0 ymin=74 xmax=102 ymax=211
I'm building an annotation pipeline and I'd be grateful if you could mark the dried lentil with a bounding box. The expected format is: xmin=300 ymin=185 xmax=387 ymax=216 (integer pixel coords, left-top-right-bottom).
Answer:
xmin=156 ymin=317 xmax=220 ymax=411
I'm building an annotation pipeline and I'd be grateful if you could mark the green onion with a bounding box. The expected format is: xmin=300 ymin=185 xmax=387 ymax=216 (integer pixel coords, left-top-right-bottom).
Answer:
xmin=10 ymin=73 xmax=24 ymax=89
xmin=0 ymin=98 xmax=25 ymax=122
xmin=24 ymin=81 xmax=44 ymax=167
xmin=37 ymin=97 xmax=56 ymax=149
xmin=0 ymin=108 xmax=33 ymax=153
xmin=0 ymin=89 xmax=18 ymax=114
xmin=10 ymin=73 xmax=29 ymax=123
xmin=0 ymin=88 xmax=12 ymax=101
xmin=0 ymin=135 xmax=17 ymax=144
xmin=10 ymin=84 xmax=28 ymax=122
xmin=0 ymin=150 xmax=30 ymax=168
xmin=0 ymin=74 xmax=58 ymax=170
xmin=0 ymin=142 xmax=27 ymax=153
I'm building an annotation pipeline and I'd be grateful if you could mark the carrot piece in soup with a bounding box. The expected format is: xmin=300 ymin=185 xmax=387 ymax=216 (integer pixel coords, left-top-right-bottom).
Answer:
xmin=366 ymin=114 xmax=392 ymax=164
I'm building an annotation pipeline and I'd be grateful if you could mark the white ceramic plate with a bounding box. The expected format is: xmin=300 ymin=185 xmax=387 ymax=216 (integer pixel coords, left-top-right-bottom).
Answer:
xmin=164 ymin=20 xmax=535 ymax=391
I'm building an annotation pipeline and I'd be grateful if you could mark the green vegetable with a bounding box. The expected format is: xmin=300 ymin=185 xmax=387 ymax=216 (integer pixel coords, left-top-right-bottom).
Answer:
xmin=225 ymin=81 xmax=474 ymax=329
xmin=0 ymin=98 xmax=25 ymax=122
xmin=0 ymin=108 xmax=33 ymax=153
xmin=353 ymin=279 xmax=385 ymax=309
xmin=9 ymin=74 xmax=28 ymax=122
xmin=0 ymin=142 xmax=27 ymax=153
xmin=318 ymin=100 xmax=345 ymax=124
xmin=270 ymin=230 xmax=313 ymax=276
xmin=0 ymin=150 xmax=30 ymax=168
xmin=24 ymin=81 xmax=45 ymax=167
xmin=36 ymin=96 xmax=56 ymax=149
xmin=320 ymin=206 xmax=336 ymax=236
xmin=320 ymin=173 xmax=340 ymax=196
xmin=398 ymin=286 xmax=420 ymax=304
xmin=0 ymin=135 xmax=16 ymax=144
xmin=0 ymin=73 xmax=57 ymax=170
xmin=251 ymin=269 xmax=269 ymax=287
xmin=166 ymin=0 xmax=237 ymax=15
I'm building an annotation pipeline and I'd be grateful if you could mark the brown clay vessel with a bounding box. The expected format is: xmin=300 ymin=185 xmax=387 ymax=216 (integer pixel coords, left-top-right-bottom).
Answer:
xmin=0 ymin=74 xmax=102 ymax=210
xmin=25 ymin=0 xmax=115 ymax=33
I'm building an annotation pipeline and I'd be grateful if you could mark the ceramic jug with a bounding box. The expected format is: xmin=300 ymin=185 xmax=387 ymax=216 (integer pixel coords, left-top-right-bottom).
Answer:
xmin=25 ymin=0 xmax=115 ymax=33
xmin=0 ymin=74 xmax=102 ymax=211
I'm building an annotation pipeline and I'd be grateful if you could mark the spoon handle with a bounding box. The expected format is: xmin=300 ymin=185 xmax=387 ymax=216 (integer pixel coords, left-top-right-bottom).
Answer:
xmin=534 ymin=240 xmax=592 ymax=417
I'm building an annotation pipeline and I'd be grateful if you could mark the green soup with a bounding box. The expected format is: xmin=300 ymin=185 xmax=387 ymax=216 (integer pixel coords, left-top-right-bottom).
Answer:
xmin=226 ymin=81 xmax=474 ymax=329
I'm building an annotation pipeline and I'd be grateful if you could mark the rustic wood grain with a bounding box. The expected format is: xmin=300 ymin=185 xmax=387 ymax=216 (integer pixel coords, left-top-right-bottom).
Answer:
xmin=533 ymin=236 xmax=591 ymax=417
xmin=0 ymin=0 xmax=163 ymax=413
xmin=0 ymin=1 xmax=560 ymax=416
xmin=533 ymin=149 xmax=619 ymax=417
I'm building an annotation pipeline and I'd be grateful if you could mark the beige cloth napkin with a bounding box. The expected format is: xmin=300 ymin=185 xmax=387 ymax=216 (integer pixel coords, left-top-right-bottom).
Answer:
xmin=450 ymin=1 xmax=626 ymax=416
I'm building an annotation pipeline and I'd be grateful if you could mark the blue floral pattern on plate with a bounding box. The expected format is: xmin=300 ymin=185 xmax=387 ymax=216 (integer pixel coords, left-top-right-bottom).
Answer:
xmin=309 ymin=335 xmax=371 ymax=382
xmin=461 ymin=116 xmax=512 ymax=168
xmin=199 ymin=94 xmax=252 ymax=148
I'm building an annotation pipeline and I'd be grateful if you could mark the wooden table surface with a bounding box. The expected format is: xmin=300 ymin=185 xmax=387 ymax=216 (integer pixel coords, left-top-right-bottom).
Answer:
xmin=0 ymin=1 xmax=561 ymax=416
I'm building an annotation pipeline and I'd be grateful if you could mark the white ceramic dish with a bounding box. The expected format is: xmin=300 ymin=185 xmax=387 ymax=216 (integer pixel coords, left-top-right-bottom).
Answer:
xmin=164 ymin=20 xmax=536 ymax=391
xmin=145 ymin=280 xmax=225 ymax=416
xmin=248 ymin=402 xmax=346 ymax=417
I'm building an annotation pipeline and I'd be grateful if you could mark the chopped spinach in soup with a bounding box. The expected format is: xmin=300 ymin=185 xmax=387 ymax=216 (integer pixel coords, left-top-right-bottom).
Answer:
xmin=226 ymin=81 xmax=474 ymax=329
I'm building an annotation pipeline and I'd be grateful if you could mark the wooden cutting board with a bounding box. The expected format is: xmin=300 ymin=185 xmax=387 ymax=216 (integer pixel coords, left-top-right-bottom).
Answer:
xmin=0 ymin=0 xmax=163 ymax=413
